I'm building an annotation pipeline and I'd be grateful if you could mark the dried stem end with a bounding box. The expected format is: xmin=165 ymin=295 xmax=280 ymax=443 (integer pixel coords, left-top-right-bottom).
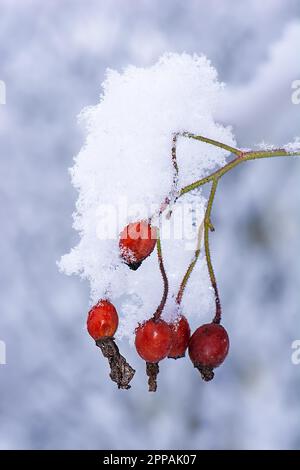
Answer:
xmin=127 ymin=260 xmax=143 ymax=271
xmin=146 ymin=362 xmax=159 ymax=392
xmin=194 ymin=364 xmax=215 ymax=382
xmin=96 ymin=337 xmax=135 ymax=389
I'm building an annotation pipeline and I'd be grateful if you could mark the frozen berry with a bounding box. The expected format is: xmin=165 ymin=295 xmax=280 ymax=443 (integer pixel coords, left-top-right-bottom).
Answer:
xmin=168 ymin=315 xmax=191 ymax=359
xmin=135 ymin=318 xmax=172 ymax=363
xmin=119 ymin=221 xmax=157 ymax=270
xmin=188 ymin=323 xmax=229 ymax=381
xmin=87 ymin=300 xmax=119 ymax=340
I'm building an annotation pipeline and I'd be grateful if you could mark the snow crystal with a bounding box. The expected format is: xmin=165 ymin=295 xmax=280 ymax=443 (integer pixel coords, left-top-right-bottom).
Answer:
xmin=257 ymin=141 xmax=277 ymax=151
xmin=284 ymin=139 xmax=300 ymax=153
xmin=59 ymin=53 xmax=236 ymax=341
xmin=257 ymin=139 xmax=300 ymax=153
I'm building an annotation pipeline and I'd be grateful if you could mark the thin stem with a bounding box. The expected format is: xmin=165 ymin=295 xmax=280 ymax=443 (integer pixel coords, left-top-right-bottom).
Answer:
xmin=157 ymin=133 xmax=180 ymax=217
xmin=182 ymin=131 xmax=242 ymax=156
xmin=180 ymin=148 xmax=300 ymax=196
xmin=204 ymin=178 xmax=221 ymax=324
xmin=153 ymin=231 xmax=169 ymax=321
xmin=176 ymin=134 xmax=300 ymax=322
xmin=172 ymin=132 xmax=179 ymax=176
xmin=176 ymin=220 xmax=204 ymax=305
xmin=156 ymin=132 xmax=300 ymax=321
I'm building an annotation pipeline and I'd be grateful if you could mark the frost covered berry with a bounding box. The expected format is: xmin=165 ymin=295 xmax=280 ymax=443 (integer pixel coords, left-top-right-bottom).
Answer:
xmin=188 ymin=323 xmax=229 ymax=381
xmin=87 ymin=300 xmax=119 ymax=340
xmin=135 ymin=319 xmax=172 ymax=363
xmin=119 ymin=221 xmax=157 ymax=270
xmin=168 ymin=315 xmax=191 ymax=359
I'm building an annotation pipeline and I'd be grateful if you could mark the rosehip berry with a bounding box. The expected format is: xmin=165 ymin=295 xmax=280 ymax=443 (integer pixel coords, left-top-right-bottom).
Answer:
xmin=168 ymin=315 xmax=191 ymax=359
xmin=119 ymin=221 xmax=157 ymax=270
xmin=188 ymin=323 xmax=229 ymax=381
xmin=87 ymin=300 xmax=119 ymax=340
xmin=135 ymin=319 xmax=172 ymax=363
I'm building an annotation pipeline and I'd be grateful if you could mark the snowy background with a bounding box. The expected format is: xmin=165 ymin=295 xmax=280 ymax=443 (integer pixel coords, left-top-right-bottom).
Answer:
xmin=1 ymin=0 xmax=300 ymax=450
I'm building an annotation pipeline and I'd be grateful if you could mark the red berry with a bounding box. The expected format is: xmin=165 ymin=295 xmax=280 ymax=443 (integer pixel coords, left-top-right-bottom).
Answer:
xmin=119 ymin=221 xmax=157 ymax=270
xmin=188 ymin=323 xmax=229 ymax=381
xmin=135 ymin=319 xmax=172 ymax=363
xmin=87 ymin=300 xmax=119 ymax=340
xmin=168 ymin=315 xmax=191 ymax=359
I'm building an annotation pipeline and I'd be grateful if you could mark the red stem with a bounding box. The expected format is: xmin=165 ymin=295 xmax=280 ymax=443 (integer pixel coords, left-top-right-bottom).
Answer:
xmin=153 ymin=236 xmax=169 ymax=321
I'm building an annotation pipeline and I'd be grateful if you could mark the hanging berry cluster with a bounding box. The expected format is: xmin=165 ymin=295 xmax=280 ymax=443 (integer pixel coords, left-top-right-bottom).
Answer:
xmin=86 ymin=132 xmax=300 ymax=392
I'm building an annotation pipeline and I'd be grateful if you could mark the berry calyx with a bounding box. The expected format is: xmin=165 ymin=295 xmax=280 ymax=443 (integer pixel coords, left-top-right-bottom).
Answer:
xmin=87 ymin=300 xmax=119 ymax=340
xmin=135 ymin=318 xmax=172 ymax=363
xmin=168 ymin=315 xmax=191 ymax=359
xmin=188 ymin=323 xmax=229 ymax=381
xmin=119 ymin=221 xmax=157 ymax=270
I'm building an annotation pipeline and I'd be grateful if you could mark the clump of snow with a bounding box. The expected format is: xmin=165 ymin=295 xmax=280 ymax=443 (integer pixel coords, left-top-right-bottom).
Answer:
xmin=257 ymin=139 xmax=300 ymax=153
xmin=257 ymin=141 xmax=277 ymax=151
xmin=284 ymin=139 xmax=300 ymax=153
xmin=59 ymin=53 xmax=236 ymax=341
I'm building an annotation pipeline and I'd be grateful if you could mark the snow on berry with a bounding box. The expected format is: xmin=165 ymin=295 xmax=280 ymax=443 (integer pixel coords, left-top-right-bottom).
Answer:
xmin=119 ymin=221 xmax=157 ymax=270
xmin=58 ymin=53 xmax=236 ymax=342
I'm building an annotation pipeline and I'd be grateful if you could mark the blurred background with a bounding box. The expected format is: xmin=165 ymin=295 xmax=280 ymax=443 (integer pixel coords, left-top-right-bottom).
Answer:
xmin=0 ymin=0 xmax=300 ymax=450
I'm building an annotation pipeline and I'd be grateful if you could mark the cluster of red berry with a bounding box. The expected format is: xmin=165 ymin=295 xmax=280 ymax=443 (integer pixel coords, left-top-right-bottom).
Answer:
xmin=87 ymin=220 xmax=229 ymax=391
xmin=80 ymin=128 xmax=300 ymax=391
